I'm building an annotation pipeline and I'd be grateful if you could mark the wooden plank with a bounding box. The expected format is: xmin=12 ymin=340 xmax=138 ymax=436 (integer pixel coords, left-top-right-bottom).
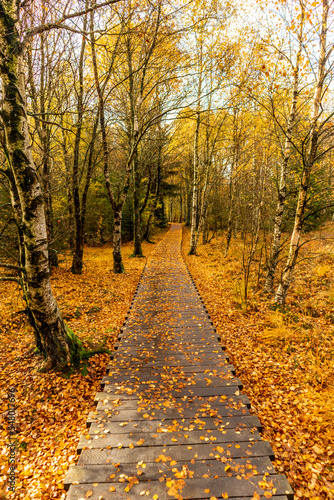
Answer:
xmin=95 ymin=386 xmax=243 ymax=401
xmin=106 ymin=364 xmax=236 ymax=375
xmin=77 ymin=440 xmax=276 ymax=464
xmin=101 ymin=376 xmax=242 ymax=389
xmin=111 ymin=354 xmax=229 ymax=364
xmin=77 ymin=427 xmax=262 ymax=451
xmin=102 ymin=371 xmax=237 ymax=385
xmin=66 ymin=475 xmax=293 ymax=499
xmin=64 ymin=456 xmax=275 ymax=486
xmin=95 ymin=394 xmax=251 ymax=411
xmin=107 ymin=363 xmax=235 ymax=372
xmin=86 ymin=415 xmax=262 ymax=433
xmin=86 ymin=406 xmax=252 ymax=424
xmin=116 ymin=346 xmax=226 ymax=354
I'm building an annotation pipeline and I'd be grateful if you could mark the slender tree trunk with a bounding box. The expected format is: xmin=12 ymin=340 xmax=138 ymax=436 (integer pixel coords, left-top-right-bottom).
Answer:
xmin=192 ymin=161 xmax=210 ymax=253
xmin=189 ymin=109 xmax=201 ymax=254
xmin=264 ymin=15 xmax=303 ymax=294
xmin=275 ymin=0 xmax=328 ymax=305
xmin=225 ymin=111 xmax=239 ymax=257
xmin=189 ymin=38 xmax=203 ymax=255
xmin=113 ymin=209 xmax=124 ymax=273
xmin=61 ymin=129 xmax=75 ymax=251
xmin=144 ymin=143 xmax=162 ymax=241
xmin=27 ymin=34 xmax=58 ymax=268
xmin=274 ymin=167 xmax=311 ymax=304
xmin=186 ymin=181 xmax=191 ymax=226
xmin=0 ymin=6 xmax=80 ymax=370
xmin=179 ymin=192 xmax=183 ymax=223
xmin=225 ymin=185 xmax=236 ymax=257
xmin=132 ymin=153 xmax=144 ymax=256
xmin=71 ymin=12 xmax=87 ymax=275
xmin=90 ymin=7 xmax=128 ymax=272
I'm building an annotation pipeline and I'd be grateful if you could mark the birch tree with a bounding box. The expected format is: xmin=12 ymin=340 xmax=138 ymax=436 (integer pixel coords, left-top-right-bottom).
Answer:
xmin=264 ymin=1 xmax=305 ymax=293
xmin=0 ymin=0 xmax=120 ymax=369
xmin=275 ymin=0 xmax=332 ymax=304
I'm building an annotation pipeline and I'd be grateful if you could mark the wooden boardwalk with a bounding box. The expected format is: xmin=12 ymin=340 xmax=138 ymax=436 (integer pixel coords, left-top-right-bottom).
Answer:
xmin=64 ymin=224 xmax=293 ymax=500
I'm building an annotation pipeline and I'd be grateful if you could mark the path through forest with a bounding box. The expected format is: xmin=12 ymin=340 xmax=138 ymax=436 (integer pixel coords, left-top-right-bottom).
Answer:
xmin=64 ymin=224 xmax=293 ymax=499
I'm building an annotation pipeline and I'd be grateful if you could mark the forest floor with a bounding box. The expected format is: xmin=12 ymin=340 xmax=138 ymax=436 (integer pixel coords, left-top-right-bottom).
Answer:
xmin=0 ymin=229 xmax=168 ymax=500
xmin=1 ymin=224 xmax=333 ymax=500
xmin=183 ymin=224 xmax=334 ymax=499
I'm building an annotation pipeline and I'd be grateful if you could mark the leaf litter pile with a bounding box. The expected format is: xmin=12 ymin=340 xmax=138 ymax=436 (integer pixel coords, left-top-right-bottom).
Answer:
xmin=183 ymin=225 xmax=334 ymax=499
xmin=0 ymin=234 xmax=167 ymax=500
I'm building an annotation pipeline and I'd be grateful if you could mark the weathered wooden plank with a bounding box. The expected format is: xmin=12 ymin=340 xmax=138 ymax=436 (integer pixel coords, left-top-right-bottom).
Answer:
xmin=78 ymin=427 xmax=262 ymax=452
xmin=102 ymin=371 xmax=236 ymax=385
xmin=101 ymin=376 xmax=242 ymax=389
xmin=77 ymin=440 xmax=276 ymax=464
xmin=66 ymin=475 xmax=293 ymax=499
xmin=64 ymin=456 xmax=275 ymax=487
xmin=95 ymin=397 xmax=251 ymax=414
xmin=86 ymin=406 xmax=252 ymax=424
xmin=116 ymin=346 xmax=226 ymax=355
xmin=107 ymin=363 xmax=235 ymax=373
xmin=96 ymin=385 xmax=243 ymax=401
xmin=111 ymin=354 xmax=229 ymax=365
xmin=86 ymin=415 xmax=262 ymax=433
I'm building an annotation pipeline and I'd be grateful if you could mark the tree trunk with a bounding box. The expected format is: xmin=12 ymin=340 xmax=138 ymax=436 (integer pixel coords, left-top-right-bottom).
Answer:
xmin=61 ymin=127 xmax=75 ymax=251
xmin=275 ymin=0 xmax=328 ymax=305
xmin=192 ymin=161 xmax=210 ymax=254
xmin=113 ymin=209 xmax=124 ymax=273
xmin=225 ymin=187 xmax=236 ymax=257
xmin=71 ymin=13 xmax=87 ymax=275
xmin=274 ymin=168 xmax=311 ymax=304
xmin=189 ymin=39 xmax=203 ymax=255
xmin=90 ymin=7 xmax=129 ymax=271
xmin=144 ymin=143 xmax=162 ymax=241
xmin=264 ymin=13 xmax=303 ymax=294
xmin=0 ymin=6 xmax=80 ymax=370
xmin=133 ymin=154 xmax=144 ymax=256
xmin=189 ymin=109 xmax=201 ymax=254
xmin=27 ymin=35 xmax=58 ymax=268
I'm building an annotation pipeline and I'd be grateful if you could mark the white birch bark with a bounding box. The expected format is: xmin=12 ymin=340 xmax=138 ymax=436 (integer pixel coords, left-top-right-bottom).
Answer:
xmin=275 ymin=0 xmax=329 ymax=304
xmin=0 ymin=4 xmax=78 ymax=369
xmin=264 ymin=17 xmax=304 ymax=293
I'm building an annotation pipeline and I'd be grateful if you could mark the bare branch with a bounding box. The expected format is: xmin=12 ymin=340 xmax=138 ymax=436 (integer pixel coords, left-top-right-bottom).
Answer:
xmin=0 ymin=262 xmax=24 ymax=272
xmin=0 ymin=277 xmax=22 ymax=283
xmin=24 ymin=0 xmax=122 ymax=40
